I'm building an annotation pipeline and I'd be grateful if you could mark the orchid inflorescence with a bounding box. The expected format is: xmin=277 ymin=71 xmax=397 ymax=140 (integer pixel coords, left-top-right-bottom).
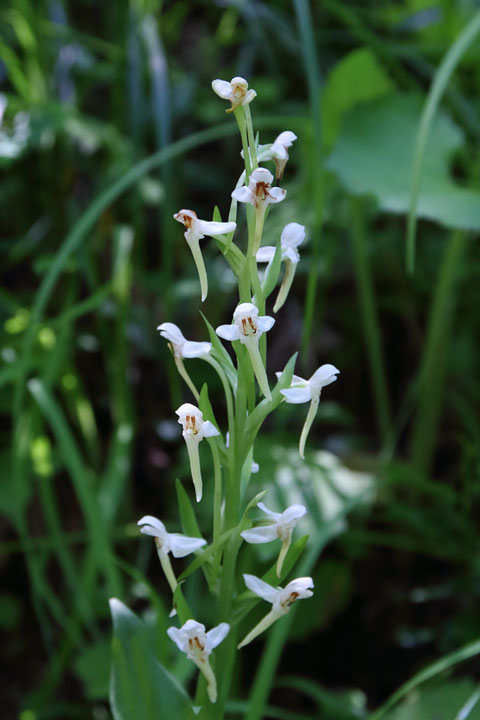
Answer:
xmin=135 ymin=76 xmax=340 ymax=712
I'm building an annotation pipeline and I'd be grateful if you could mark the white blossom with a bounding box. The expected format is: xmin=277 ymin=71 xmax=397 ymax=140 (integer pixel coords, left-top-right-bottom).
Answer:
xmin=216 ymin=303 xmax=274 ymax=399
xmin=241 ymin=501 xmax=307 ymax=576
xmin=211 ymin=76 xmax=256 ymax=112
xmin=256 ymin=223 xmax=306 ymax=312
xmin=238 ymin=575 xmax=314 ymax=648
xmin=176 ymin=403 xmax=220 ymax=502
xmin=231 ymin=167 xmax=286 ymax=210
xmin=157 ymin=322 xmax=212 ymax=359
xmin=278 ymin=364 xmax=340 ymax=458
xmin=270 ymin=131 xmax=297 ymax=179
xmin=167 ymin=619 xmax=230 ymax=702
xmin=173 ymin=209 xmax=236 ymax=301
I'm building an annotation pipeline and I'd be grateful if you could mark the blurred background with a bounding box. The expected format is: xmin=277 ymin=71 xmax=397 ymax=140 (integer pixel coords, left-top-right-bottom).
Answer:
xmin=1 ymin=0 xmax=480 ymax=718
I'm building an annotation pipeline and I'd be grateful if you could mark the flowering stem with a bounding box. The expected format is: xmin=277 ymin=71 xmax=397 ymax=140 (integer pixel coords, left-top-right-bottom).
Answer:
xmin=234 ymin=107 xmax=251 ymax=178
xmin=299 ymin=395 xmax=319 ymax=459
xmin=274 ymin=259 xmax=296 ymax=313
xmin=185 ymin=439 xmax=203 ymax=502
xmin=174 ymin=356 xmax=199 ymax=401
xmin=243 ymin=104 xmax=258 ymax=170
xmin=155 ymin=542 xmax=177 ymax=592
xmin=276 ymin=536 xmax=291 ymax=577
xmin=187 ymin=235 xmax=208 ymax=302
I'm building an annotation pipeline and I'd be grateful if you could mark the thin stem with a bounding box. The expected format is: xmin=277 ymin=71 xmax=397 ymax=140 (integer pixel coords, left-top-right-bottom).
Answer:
xmin=244 ymin=104 xmax=258 ymax=170
xmin=245 ymin=340 xmax=271 ymax=401
xmin=238 ymin=609 xmax=278 ymax=649
xmin=186 ymin=439 xmax=203 ymax=502
xmin=276 ymin=536 xmax=291 ymax=577
xmin=234 ymin=106 xmax=252 ymax=178
xmin=273 ymin=260 xmax=295 ymax=313
xmin=156 ymin=545 xmax=177 ymax=592
xmin=187 ymin=235 xmax=208 ymax=302
xmin=299 ymin=396 xmax=318 ymax=459
xmin=174 ymin=356 xmax=200 ymax=401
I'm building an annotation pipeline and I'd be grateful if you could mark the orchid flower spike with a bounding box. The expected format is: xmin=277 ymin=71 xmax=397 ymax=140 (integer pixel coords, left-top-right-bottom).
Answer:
xmin=211 ymin=76 xmax=256 ymax=112
xmin=238 ymin=575 xmax=314 ymax=649
xmin=270 ymin=131 xmax=297 ymax=180
xmin=138 ymin=516 xmax=206 ymax=592
xmin=241 ymin=502 xmax=307 ymax=576
xmin=167 ymin=619 xmax=230 ymax=702
xmin=173 ymin=209 xmax=236 ymax=301
xmin=279 ymin=364 xmax=340 ymax=458
xmin=216 ymin=302 xmax=275 ymax=400
xmin=231 ymin=167 xmax=286 ymax=212
xmin=256 ymin=222 xmax=306 ymax=312
xmin=176 ymin=403 xmax=220 ymax=502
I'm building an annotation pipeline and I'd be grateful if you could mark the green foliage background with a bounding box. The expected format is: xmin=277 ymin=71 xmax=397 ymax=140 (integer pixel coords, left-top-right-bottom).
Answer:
xmin=1 ymin=0 xmax=480 ymax=718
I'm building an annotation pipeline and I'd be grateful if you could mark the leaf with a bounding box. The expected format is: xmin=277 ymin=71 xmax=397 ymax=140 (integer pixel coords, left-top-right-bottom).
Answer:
xmin=384 ymin=679 xmax=480 ymax=720
xmin=74 ymin=637 xmax=111 ymax=700
xmin=243 ymin=489 xmax=269 ymax=518
xmin=109 ymin=599 xmax=194 ymax=720
xmin=261 ymin=236 xmax=283 ymax=300
xmin=175 ymin=479 xmax=202 ymax=539
xmin=178 ymin=526 xmax=238 ymax=583
xmin=327 ymin=93 xmax=480 ymax=231
xmin=199 ymin=311 xmax=237 ymax=390
xmin=323 ymin=46 xmax=395 ymax=148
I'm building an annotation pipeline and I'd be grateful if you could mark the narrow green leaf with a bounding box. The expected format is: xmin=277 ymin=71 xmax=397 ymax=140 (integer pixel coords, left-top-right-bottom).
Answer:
xmin=199 ymin=311 xmax=237 ymax=389
xmin=175 ymin=479 xmax=202 ymax=539
xmin=172 ymin=585 xmax=193 ymax=626
xmin=109 ymin=599 xmax=193 ymax=720
xmin=178 ymin=527 xmax=238 ymax=583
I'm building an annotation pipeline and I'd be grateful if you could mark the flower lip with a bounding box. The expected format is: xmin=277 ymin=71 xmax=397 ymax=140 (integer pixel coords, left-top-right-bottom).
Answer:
xmin=174 ymin=209 xmax=197 ymax=229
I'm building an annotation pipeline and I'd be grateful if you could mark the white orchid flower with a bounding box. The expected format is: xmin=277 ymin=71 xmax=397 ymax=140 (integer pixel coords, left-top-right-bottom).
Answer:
xmin=216 ymin=302 xmax=275 ymax=400
xmin=157 ymin=322 xmax=212 ymax=400
xmin=138 ymin=515 xmax=206 ymax=592
xmin=231 ymin=167 xmax=286 ymax=212
xmin=269 ymin=131 xmax=297 ymax=179
xmin=278 ymin=364 xmax=340 ymax=458
xmin=256 ymin=222 xmax=305 ymax=312
xmin=176 ymin=403 xmax=220 ymax=502
xmin=211 ymin=76 xmax=256 ymax=112
xmin=241 ymin=501 xmax=307 ymax=576
xmin=173 ymin=209 xmax=236 ymax=301
xmin=238 ymin=574 xmax=314 ymax=648
xmin=167 ymin=619 xmax=230 ymax=703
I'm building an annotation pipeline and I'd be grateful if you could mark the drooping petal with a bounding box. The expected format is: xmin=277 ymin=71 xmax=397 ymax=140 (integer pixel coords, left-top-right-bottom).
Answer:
xmin=197 ymin=219 xmax=237 ymax=237
xmin=243 ymin=574 xmax=279 ymax=604
xmin=256 ymin=315 xmax=275 ymax=333
xmin=182 ymin=340 xmax=212 ymax=358
xmin=231 ymin=186 xmax=252 ymax=204
xmin=137 ymin=515 xmax=166 ymax=537
xmin=283 ymin=246 xmax=300 ymax=264
xmin=274 ymin=131 xmax=297 ymax=148
xmin=281 ymin=504 xmax=307 ymax=524
xmin=281 ymin=222 xmax=305 ymax=248
xmin=167 ymin=626 xmax=185 ymax=652
xmin=211 ymin=79 xmax=233 ymax=99
xmin=244 ymin=88 xmax=257 ymax=105
xmin=284 ymin=577 xmax=314 ymax=598
xmin=215 ymin=324 xmax=242 ymax=342
xmin=168 ymin=534 xmax=207 ymax=558
xmin=157 ymin=322 xmax=185 ymax=344
xmin=206 ymin=622 xmax=230 ymax=650
xmin=257 ymin=502 xmax=281 ymax=520
xmin=201 ymin=420 xmax=220 ymax=438
xmin=310 ymin=364 xmax=340 ymax=387
xmin=280 ymin=386 xmax=312 ymax=404
xmin=241 ymin=524 xmax=279 ymax=544
xmin=256 ymin=246 xmax=276 ymax=263
xmin=270 ymin=142 xmax=288 ymax=159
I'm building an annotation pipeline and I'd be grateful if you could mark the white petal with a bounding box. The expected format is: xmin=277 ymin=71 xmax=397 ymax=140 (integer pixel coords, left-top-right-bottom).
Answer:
xmin=280 ymin=387 xmax=312 ymax=404
xmin=137 ymin=515 xmax=165 ymax=536
xmin=257 ymin=502 xmax=281 ymax=520
xmin=241 ymin=525 xmax=279 ymax=544
xmin=234 ymin=302 xmax=259 ymax=317
xmin=284 ymin=576 xmax=314 ymax=598
xmin=281 ymin=222 xmax=305 ymax=248
xmin=206 ymin=622 xmax=230 ymax=650
xmin=169 ymin=534 xmax=207 ymax=558
xmin=167 ymin=626 xmax=185 ymax=653
xmin=291 ymin=374 xmax=307 ymax=385
xmin=283 ymin=247 xmax=300 ymax=264
xmin=275 ymin=131 xmax=297 ymax=147
xmin=267 ymin=187 xmax=286 ymax=204
xmin=157 ymin=322 xmax=185 ymax=343
xmin=198 ymin=220 xmax=237 ymax=237
xmin=256 ymin=315 xmax=275 ymax=333
xmin=243 ymin=88 xmax=257 ymax=105
xmin=216 ymin=324 xmax=242 ymax=341
xmin=256 ymin=246 xmax=276 ymax=263
xmin=281 ymin=504 xmax=307 ymax=524
xmin=243 ymin=574 xmax=279 ymax=604
xmin=181 ymin=340 xmax=212 ymax=358
xmin=176 ymin=402 xmax=201 ymax=418
xmin=231 ymin=187 xmax=252 ymax=204
xmin=310 ymin=364 xmax=340 ymax=387
xmin=201 ymin=420 xmax=220 ymax=438
xmin=251 ymin=167 xmax=273 ymax=185
xmin=251 ymin=461 xmax=259 ymax=473
xmin=211 ymin=79 xmax=233 ymax=100
xmin=270 ymin=141 xmax=288 ymax=160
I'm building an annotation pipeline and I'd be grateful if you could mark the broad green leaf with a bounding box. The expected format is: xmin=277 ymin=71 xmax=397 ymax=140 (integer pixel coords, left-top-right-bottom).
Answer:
xmin=109 ymin=599 xmax=193 ymax=720
xmin=175 ymin=479 xmax=202 ymax=539
xmin=261 ymin=236 xmax=283 ymax=300
xmin=327 ymin=94 xmax=480 ymax=231
xmin=323 ymin=46 xmax=394 ymax=148
xmin=384 ymin=679 xmax=480 ymax=720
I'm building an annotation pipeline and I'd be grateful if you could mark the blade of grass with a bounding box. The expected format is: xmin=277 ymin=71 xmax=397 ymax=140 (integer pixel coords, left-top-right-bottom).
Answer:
xmin=406 ymin=10 xmax=480 ymax=273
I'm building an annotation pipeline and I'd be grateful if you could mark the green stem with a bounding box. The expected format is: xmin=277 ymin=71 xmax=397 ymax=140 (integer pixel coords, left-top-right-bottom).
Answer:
xmin=299 ymin=396 xmax=318 ymax=459
xmin=186 ymin=439 xmax=203 ymax=502
xmin=174 ymin=356 xmax=200 ymax=401
xmin=234 ymin=106 xmax=252 ymax=178
xmin=187 ymin=235 xmax=208 ymax=302
xmin=244 ymin=104 xmax=258 ymax=170
xmin=273 ymin=260 xmax=296 ymax=313
xmin=245 ymin=340 xmax=271 ymax=401
xmin=156 ymin=545 xmax=177 ymax=592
